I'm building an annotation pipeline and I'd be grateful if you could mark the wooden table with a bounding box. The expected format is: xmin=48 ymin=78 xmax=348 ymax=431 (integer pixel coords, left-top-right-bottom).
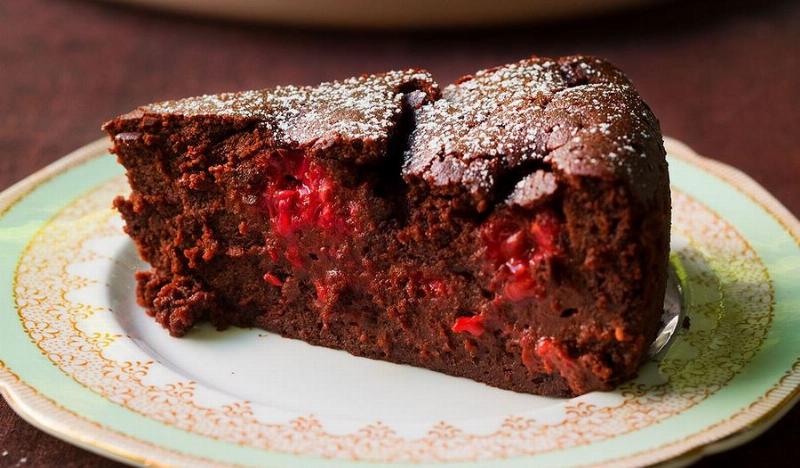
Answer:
xmin=1 ymin=0 xmax=798 ymax=465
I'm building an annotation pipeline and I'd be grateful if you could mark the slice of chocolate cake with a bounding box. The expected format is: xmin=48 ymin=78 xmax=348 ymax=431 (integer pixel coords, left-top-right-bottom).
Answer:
xmin=104 ymin=56 xmax=670 ymax=397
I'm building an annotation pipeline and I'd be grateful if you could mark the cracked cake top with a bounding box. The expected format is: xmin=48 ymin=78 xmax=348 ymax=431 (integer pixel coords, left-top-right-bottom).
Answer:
xmin=106 ymin=55 xmax=665 ymax=209
xmin=109 ymin=69 xmax=439 ymax=163
xmin=402 ymin=55 xmax=666 ymax=209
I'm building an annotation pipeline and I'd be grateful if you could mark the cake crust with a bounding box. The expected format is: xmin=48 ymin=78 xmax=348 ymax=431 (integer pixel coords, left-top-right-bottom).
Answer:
xmin=404 ymin=56 xmax=664 ymax=209
xmin=104 ymin=56 xmax=670 ymax=397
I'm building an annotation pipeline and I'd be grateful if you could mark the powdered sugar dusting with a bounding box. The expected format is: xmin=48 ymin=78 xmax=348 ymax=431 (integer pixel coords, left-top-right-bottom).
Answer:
xmin=145 ymin=70 xmax=436 ymax=148
xmin=403 ymin=56 xmax=662 ymax=200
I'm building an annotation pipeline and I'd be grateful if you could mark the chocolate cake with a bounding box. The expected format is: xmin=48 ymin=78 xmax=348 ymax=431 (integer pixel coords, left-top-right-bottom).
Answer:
xmin=104 ymin=55 xmax=670 ymax=397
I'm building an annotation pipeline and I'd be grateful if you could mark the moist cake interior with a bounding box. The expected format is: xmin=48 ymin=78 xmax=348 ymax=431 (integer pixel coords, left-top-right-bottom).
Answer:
xmin=106 ymin=56 xmax=670 ymax=397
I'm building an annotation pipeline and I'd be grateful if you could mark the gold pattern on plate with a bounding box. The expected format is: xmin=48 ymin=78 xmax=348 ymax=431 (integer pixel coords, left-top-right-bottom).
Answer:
xmin=0 ymin=360 xmax=234 ymax=468
xmin=10 ymin=173 xmax=776 ymax=463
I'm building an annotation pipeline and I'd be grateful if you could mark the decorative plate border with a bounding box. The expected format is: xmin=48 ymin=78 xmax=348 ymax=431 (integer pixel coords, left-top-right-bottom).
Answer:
xmin=0 ymin=137 xmax=798 ymax=466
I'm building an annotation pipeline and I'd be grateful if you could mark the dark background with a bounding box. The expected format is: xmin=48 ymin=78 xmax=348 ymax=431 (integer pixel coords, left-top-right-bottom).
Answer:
xmin=1 ymin=0 xmax=798 ymax=465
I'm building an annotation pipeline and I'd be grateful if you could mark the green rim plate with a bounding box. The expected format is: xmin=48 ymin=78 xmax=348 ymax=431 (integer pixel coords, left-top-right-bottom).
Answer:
xmin=1 ymin=137 xmax=798 ymax=467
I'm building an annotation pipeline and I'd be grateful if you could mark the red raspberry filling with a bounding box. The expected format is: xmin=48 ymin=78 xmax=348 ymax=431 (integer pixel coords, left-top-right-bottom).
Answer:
xmin=534 ymin=337 xmax=576 ymax=374
xmin=452 ymin=314 xmax=485 ymax=336
xmin=263 ymin=273 xmax=283 ymax=286
xmin=262 ymin=152 xmax=347 ymax=237
xmin=482 ymin=210 xmax=562 ymax=302
xmin=261 ymin=152 xmax=350 ymax=270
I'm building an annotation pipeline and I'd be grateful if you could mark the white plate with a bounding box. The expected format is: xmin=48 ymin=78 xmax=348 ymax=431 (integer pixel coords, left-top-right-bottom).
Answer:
xmin=1 ymin=137 xmax=799 ymax=467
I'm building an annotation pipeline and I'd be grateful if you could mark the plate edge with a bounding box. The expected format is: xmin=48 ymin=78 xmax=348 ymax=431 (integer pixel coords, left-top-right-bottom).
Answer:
xmin=0 ymin=362 xmax=231 ymax=467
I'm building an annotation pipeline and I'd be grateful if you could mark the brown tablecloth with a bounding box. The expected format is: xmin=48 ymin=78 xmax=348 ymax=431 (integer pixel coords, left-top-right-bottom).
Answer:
xmin=1 ymin=0 xmax=798 ymax=465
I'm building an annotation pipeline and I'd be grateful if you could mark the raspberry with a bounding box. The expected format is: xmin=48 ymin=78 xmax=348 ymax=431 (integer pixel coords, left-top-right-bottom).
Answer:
xmin=452 ymin=314 xmax=485 ymax=336
xmin=481 ymin=210 xmax=562 ymax=302
xmin=262 ymin=152 xmax=347 ymax=237
xmin=263 ymin=273 xmax=283 ymax=286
